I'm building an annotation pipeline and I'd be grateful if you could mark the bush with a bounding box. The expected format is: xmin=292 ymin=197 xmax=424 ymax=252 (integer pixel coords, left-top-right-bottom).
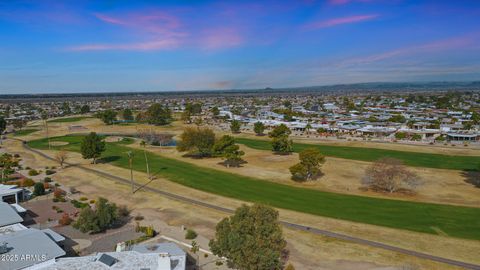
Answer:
xmin=45 ymin=169 xmax=56 ymax=175
xmin=28 ymin=169 xmax=39 ymax=176
xmin=33 ymin=182 xmax=45 ymax=196
xmin=59 ymin=213 xmax=72 ymax=226
xmin=79 ymin=197 xmax=88 ymax=201
xmin=20 ymin=178 xmax=35 ymax=187
xmin=90 ymin=199 xmax=96 ymax=204
xmin=71 ymin=200 xmax=89 ymax=209
xmin=44 ymin=177 xmax=52 ymax=182
xmin=53 ymin=188 xmax=66 ymax=198
xmin=185 ymin=229 xmax=197 ymax=240
xmin=14 ymin=154 xmax=20 ymax=158
xmin=134 ymin=214 xmax=144 ymax=221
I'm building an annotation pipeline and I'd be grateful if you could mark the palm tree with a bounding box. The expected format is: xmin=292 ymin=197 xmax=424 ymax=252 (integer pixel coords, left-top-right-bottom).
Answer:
xmin=140 ymin=140 xmax=150 ymax=180
xmin=41 ymin=111 xmax=50 ymax=149
xmin=127 ymin=151 xmax=135 ymax=193
xmin=190 ymin=240 xmax=200 ymax=269
xmin=305 ymin=123 xmax=312 ymax=135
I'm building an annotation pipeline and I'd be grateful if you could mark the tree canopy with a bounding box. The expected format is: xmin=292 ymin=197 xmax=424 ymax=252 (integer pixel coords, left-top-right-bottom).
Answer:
xmin=213 ymin=135 xmax=244 ymax=167
xmin=145 ymin=103 xmax=172 ymax=125
xmin=230 ymin=120 xmax=241 ymax=133
xmin=96 ymin=110 xmax=117 ymax=125
xmin=209 ymin=204 xmax=287 ymax=270
xmin=289 ymin=148 xmax=325 ymax=181
xmin=269 ymin=124 xmax=293 ymax=154
xmin=80 ymin=132 xmax=106 ymax=164
xmin=122 ymin=108 xmax=134 ymax=121
xmin=253 ymin=121 xmax=265 ymax=135
xmin=73 ymin=197 xmax=118 ymax=233
xmin=177 ymin=127 xmax=216 ymax=157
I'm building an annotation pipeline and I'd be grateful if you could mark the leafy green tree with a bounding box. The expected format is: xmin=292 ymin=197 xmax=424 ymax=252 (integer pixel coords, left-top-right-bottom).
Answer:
xmin=80 ymin=132 xmax=106 ymax=164
xmin=253 ymin=121 xmax=265 ymax=136
xmin=122 ymin=108 xmax=134 ymax=121
xmin=395 ymin=132 xmax=407 ymax=140
xmin=185 ymin=103 xmax=202 ymax=115
xmin=0 ymin=153 xmax=16 ymax=179
xmin=269 ymin=124 xmax=291 ymax=138
xmin=73 ymin=207 xmax=99 ymax=233
xmin=96 ymin=110 xmax=117 ymax=125
xmin=73 ymin=197 xmax=118 ymax=233
xmin=211 ymin=106 xmax=220 ymax=116
xmin=230 ymin=120 xmax=241 ymax=133
xmin=0 ymin=116 xmax=6 ymax=145
xmin=289 ymin=148 xmax=325 ymax=181
xmin=95 ymin=197 xmax=118 ymax=230
xmin=269 ymin=124 xmax=293 ymax=154
xmin=61 ymin=102 xmax=72 ymax=115
xmin=209 ymin=204 xmax=287 ymax=270
xmin=146 ymin=103 xmax=172 ymax=125
xmin=388 ymin=114 xmax=406 ymax=123
xmin=80 ymin=105 xmax=90 ymax=114
xmin=213 ymin=135 xmax=244 ymax=167
xmin=33 ymin=182 xmax=45 ymax=196
xmin=177 ymin=127 xmax=216 ymax=157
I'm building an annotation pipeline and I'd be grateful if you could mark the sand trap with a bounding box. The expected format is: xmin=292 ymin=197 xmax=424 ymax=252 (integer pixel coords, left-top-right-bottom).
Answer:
xmin=105 ymin=136 xmax=125 ymax=142
xmin=50 ymin=141 xmax=69 ymax=146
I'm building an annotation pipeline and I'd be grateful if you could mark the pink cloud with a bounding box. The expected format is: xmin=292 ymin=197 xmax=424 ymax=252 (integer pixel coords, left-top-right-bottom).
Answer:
xmin=201 ymin=28 xmax=244 ymax=50
xmin=67 ymin=38 xmax=180 ymax=52
xmin=337 ymin=34 xmax=478 ymax=66
xmin=304 ymin=14 xmax=378 ymax=30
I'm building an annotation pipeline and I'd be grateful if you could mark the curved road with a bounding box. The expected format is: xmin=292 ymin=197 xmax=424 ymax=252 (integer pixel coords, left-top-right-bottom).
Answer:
xmin=14 ymin=138 xmax=480 ymax=270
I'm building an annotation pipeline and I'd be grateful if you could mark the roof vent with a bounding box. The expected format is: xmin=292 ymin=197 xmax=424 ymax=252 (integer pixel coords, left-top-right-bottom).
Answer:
xmin=0 ymin=242 xmax=10 ymax=254
xmin=98 ymin=253 xmax=118 ymax=267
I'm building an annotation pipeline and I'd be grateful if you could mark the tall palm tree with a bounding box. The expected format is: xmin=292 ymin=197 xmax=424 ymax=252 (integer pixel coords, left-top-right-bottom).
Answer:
xmin=41 ymin=111 xmax=50 ymax=149
xmin=140 ymin=140 xmax=150 ymax=180
xmin=127 ymin=151 xmax=135 ymax=193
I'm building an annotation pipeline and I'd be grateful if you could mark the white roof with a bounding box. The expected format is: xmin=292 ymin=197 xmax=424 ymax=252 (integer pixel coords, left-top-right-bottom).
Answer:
xmin=0 ymin=184 xmax=23 ymax=196
xmin=0 ymin=228 xmax=66 ymax=270
xmin=0 ymin=202 xmax=23 ymax=227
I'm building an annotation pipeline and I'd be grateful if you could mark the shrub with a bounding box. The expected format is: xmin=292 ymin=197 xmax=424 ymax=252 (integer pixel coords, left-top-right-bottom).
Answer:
xmin=53 ymin=188 xmax=66 ymax=198
xmin=134 ymin=214 xmax=144 ymax=221
xmin=28 ymin=169 xmax=39 ymax=176
xmin=45 ymin=169 xmax=56 ymax=175
xmin=21 ymin=178 xmax=35 ymax=187
xmin=71 ymin=200 xmax=89 ymax=208
xmin=79 ymin=197 xmax=88 ymax=201
xmin=44 ymin=177 xmax=52 ymax=182
xmin=33 ymin=182 xmax=45 ymax=196
xmin=185 ymin=229 xmax=197 ymax=240
xmin=89 ymin=199 xmax=96 ymax=204
xmin=59 ymin=213 xmax=72 ymax=226
xmin=14 ymin=154 xmax=20 ymax=158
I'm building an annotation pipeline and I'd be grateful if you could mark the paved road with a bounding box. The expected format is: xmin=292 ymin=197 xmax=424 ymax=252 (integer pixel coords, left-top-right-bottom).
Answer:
xmin=15 ymin=138 xmax=480 ymax=270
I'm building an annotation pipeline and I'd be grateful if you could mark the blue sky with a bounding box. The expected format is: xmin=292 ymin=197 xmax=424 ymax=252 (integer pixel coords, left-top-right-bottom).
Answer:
xmin=1 ymin=0 xmax=480 ymax=94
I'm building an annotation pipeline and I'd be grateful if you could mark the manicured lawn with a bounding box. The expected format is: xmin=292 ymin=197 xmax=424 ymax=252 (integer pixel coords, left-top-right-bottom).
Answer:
xmin=236 ymin=138 xmax=480 ymax=171
xmin=48 ymin=116 xmax=91 ymax=123
xmin=28 ymin=135 xmax=480 ymax=240
xmin=13 ymin=128 xmax=40 ymax=137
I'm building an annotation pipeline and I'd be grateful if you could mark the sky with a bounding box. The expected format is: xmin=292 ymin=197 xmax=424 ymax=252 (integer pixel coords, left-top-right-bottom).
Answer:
xmin=1 ymin=0 xmax=480 ymax=94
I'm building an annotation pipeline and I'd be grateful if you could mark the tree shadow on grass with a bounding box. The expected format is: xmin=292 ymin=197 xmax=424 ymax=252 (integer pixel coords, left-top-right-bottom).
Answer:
xmin=97 ymin=156 xmax=121 ymax=164
xmin=461 ymin=169 xmax=480 ymax=188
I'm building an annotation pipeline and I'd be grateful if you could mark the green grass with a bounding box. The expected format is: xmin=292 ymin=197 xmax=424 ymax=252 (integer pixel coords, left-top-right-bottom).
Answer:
xmin=236 ymin=138 xmax=480 ymax=171
xmin=47 ymin=116 xmax=91 ymax=123
xmin=28 ymin=135 xmax=480 ymax=240
xmin=13 ymin=129 xmax=40 ymax=137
